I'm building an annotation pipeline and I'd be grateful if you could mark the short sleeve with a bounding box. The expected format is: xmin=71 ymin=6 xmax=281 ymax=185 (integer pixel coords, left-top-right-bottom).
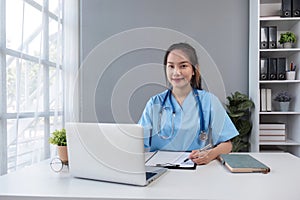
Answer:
xmin=209 ymin=93 xmax=239 ymax=145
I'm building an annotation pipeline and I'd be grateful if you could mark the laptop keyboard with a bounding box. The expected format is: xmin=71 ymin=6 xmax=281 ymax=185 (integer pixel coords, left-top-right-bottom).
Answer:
xmin=146 ymin=172 xmax=157 ymax=180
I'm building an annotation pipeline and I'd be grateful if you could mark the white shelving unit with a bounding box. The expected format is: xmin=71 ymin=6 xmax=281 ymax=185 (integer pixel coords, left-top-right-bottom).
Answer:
xmin=249 ymin=0 xmax=300 ymax=156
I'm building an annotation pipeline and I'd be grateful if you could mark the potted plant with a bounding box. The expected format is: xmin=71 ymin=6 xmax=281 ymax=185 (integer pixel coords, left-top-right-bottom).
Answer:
xmin=226 ymin=91 xmax=254 ymax=152
xmin=278 ymin=32 xmax=297 ymax=48
xmin=274 ymin=91 xmax=291 ymax=112
xmin=49 ymin=128 xmax=68 ymax=163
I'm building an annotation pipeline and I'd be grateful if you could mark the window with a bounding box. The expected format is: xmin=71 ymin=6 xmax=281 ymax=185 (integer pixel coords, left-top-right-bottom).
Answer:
xmin=0 ymin=0 xmax=64 ymax=175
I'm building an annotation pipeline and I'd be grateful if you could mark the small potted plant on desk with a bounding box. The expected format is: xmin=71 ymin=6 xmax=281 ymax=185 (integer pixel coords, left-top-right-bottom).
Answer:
xmin=49 ymin=128 xmax=68 ymax=163
xmin=279 ymin=31 xmax=297 ymax=48
xmin=274 ymin=91 xmax=292 ymax=112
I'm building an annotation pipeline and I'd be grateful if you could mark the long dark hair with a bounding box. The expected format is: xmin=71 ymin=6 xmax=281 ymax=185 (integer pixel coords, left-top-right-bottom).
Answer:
xmin=163 ymin=43 xmax=202 ymax=90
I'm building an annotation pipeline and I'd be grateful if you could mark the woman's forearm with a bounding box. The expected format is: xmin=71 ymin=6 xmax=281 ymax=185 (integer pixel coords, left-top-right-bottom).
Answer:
xmin=210 ymin=140 xmax=232 ymax=159
xmin=190 ymin=140 xmax=233 ymax=165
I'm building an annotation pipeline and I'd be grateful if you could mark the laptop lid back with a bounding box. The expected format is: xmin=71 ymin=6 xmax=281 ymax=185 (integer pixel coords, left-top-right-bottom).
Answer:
xmin=66 ymin=122 xmax=148 ymax=186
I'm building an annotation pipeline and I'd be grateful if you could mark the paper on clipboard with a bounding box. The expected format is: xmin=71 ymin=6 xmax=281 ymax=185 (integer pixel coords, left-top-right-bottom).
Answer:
xmin=145 ymin=151 xmax=196 ymax=169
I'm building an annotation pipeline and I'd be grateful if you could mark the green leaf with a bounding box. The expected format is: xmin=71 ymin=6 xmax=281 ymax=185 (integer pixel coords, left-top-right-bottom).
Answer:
xmin=226 ymin=91 xmax=254 ymax=152
xmin=237 ymin=101 xmax=254 ymax=111
xmin=228 ymin=112 xmax=244 ymax=118
xmin=49 ymin=128 xmax=67 ymax=146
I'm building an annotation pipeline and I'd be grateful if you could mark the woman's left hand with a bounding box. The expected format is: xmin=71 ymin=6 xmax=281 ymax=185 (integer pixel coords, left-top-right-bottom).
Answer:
xmin=189 ymin=149 xmax=213 ymax=165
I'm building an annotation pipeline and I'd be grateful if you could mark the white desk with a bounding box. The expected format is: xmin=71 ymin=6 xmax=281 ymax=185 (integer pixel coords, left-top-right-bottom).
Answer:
xmin=0 ymin=153 xmax=300 ymax=200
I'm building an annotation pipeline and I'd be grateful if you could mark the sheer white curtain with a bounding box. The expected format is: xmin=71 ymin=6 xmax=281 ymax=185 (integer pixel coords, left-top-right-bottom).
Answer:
xmin=63 ymin=0 xmax=80 ymax=123
xmin=1 ymin=0 xmax=64 ymax=174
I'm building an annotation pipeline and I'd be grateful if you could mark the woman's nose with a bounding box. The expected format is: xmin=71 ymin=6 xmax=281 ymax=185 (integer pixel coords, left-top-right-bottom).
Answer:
xmin=173 ymin=67 xmax=181 ymax=75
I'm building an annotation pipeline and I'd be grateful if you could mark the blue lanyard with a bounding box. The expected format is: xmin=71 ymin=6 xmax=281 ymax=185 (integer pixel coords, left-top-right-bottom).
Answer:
xmin=160 ymin=88 xmax=206 ymax=133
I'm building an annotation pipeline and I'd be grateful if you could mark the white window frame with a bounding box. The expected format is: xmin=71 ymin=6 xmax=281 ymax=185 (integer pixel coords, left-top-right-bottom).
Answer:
xmin=0 ymin=0 xmax=65 ymax=175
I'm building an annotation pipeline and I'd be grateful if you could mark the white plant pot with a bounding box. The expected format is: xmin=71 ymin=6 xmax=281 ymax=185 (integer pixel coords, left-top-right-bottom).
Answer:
xmin=279 ymin=102 xmax=290 ymax=112
xmin=283 ymin=42 xmax=293 ymax=48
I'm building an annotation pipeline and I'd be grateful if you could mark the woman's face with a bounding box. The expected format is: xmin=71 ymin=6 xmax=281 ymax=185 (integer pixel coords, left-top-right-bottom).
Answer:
xmin=166 ymin=49 xmax=194 ymax=90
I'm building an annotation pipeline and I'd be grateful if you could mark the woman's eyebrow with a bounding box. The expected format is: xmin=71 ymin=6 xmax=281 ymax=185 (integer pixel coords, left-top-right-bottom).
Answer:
xmin=167 ymin=61 xmax=190 ymax=65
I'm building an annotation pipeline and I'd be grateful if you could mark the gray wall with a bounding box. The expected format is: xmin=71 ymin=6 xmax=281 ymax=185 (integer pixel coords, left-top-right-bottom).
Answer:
xmin=80 ymin=0 xmax=249 ymax=123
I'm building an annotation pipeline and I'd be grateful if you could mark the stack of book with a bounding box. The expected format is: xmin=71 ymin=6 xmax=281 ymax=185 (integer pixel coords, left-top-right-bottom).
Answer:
xmin=260 ymin=88 xmax=272 ymax=112
xmin=259 ymin=123 xmax=286 ymax=142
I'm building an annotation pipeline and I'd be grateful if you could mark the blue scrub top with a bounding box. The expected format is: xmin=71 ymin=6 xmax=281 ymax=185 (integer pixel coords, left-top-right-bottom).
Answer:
xmin=138 ymin=89 xmax=239 ymax=152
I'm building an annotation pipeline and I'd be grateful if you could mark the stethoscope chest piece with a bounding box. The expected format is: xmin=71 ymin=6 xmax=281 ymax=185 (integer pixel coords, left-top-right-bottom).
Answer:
xmin=199 ymin=131 xmax=208 ymax=141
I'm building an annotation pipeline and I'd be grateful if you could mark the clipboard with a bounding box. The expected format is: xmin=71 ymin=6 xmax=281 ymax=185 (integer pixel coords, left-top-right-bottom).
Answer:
xmin=219 ymin=154 xmax=271 ymax=174
xmin=145 ymin=151 xmax=196 ymax=170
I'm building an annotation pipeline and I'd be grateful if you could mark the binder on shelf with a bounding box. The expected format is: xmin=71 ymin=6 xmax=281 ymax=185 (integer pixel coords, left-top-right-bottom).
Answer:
xmin=281 ymin=0 xmax=292 ymax=17
xmin=266 ymin=88 xmax=272 ymax=111
xmin=260 ymin=3 xmax=282 ymax=17
xmin=277 ymin=58 xmax=286 ymax=80
xmin=260 ymin=58 xmax=268 ymax=80
xmin=292 ymin=0 xmax=300 ymax=17
xmin=268 ymin=58 xmax=277 ymax=80
xmin=268 ymin=26 xmax=277 ymax=49
xmin=260 ymin=89 xmax=267 ymax=112
xmin=260 ymin=26 xmax=269 ymax=49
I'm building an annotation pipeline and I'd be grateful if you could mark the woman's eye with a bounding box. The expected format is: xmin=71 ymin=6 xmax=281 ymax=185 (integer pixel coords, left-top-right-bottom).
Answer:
xmin=181 ymin=64 xmax=187 ymax=68
xmin=168 ymin=65 xmax=174 ymax=69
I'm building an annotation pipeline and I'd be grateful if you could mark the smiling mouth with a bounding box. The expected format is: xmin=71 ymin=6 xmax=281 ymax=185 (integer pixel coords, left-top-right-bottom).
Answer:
xmin=172 ymin=78 xmax=184 ymax=81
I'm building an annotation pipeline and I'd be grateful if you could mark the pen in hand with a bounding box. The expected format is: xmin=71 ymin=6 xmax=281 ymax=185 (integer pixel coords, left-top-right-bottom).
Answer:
xmin=183 ymin=144 xmax=212 ymax=163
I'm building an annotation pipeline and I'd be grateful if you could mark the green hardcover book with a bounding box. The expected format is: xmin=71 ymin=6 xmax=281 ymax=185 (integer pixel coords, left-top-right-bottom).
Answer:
xmin=219 ymin=154 xmax=270 ymax=174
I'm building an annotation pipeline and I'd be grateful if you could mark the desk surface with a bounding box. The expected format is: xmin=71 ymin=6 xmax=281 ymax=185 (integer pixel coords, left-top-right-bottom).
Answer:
xmin=1 ymin=153 xmax=300 ymax=200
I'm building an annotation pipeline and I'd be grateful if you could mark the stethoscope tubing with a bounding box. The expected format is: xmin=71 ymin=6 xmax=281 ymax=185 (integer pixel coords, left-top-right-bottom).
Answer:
xmin=157 ymin=88 xmax=207 ymax=139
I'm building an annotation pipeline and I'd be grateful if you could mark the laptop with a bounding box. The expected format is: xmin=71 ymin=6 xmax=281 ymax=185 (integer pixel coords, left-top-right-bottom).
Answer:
xmin=65 ymin=122 xmax=167 ymax=186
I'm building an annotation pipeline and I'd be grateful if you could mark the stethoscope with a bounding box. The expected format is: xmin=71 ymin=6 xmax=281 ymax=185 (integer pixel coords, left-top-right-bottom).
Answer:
xmin=157 ymin=88 xmax=208 ymax=142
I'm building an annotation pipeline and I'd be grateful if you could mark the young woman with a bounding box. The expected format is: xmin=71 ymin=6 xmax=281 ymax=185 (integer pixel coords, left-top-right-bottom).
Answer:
xmin=138 ymin=43 xmax=239 ymax=165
